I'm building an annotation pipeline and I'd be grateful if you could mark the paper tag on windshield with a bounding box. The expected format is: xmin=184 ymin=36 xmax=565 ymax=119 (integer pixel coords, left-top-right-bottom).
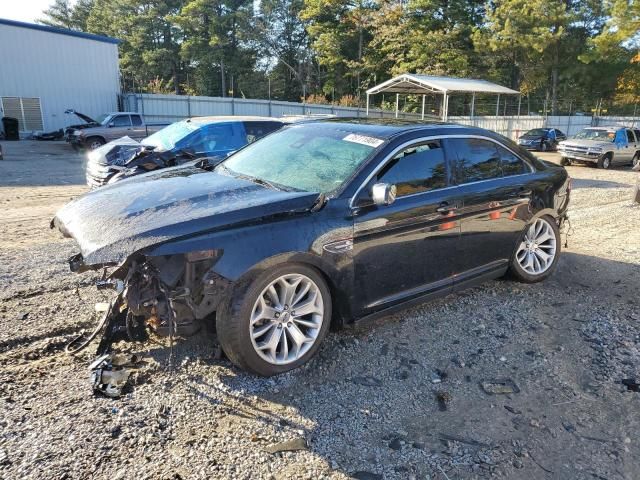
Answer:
xmin=343 ymin=133 xmax=384 ymax=148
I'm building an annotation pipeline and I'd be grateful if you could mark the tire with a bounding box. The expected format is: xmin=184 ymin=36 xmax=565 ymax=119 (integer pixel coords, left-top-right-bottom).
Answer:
xmin=540 ymin=141 xmax=548 ymax=152
xmin=216 ymin=263 xmax=332 ymax=376
xmin=597 ymin=153 xmax=612 ymax=169
xmin=86 ymin=137 xmax=105 ymax=150
xmin=509 ymin=216 xmax=561 ymax=283
xmin=560 ymin=157 xmax=571 ymax=166
xmin=632 ymin=152 xmax=640 ymax=169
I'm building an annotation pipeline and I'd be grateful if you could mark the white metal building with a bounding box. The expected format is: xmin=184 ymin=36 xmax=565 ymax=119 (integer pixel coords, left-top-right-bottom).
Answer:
xmin=0 ymin=18 xmax=120 ymax=134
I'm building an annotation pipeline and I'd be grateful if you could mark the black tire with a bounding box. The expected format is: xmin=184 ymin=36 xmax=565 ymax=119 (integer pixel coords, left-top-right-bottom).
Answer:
xmin=216 ymin=263 xmax=332 ymax=376
xmin=86 ymin=136 xmax=105 ymax=150
xmin=508 ymin=216 xmax=561 ymax=284
xmin=597 ymin=153 xmax=612 ymax=169
xmin=540 ymin=141 xmax=548 ymax=152
xmin=560 ymin=157 xmax=571 ymax=166
xmin=632 ymin=152 xmax=640 ymax=168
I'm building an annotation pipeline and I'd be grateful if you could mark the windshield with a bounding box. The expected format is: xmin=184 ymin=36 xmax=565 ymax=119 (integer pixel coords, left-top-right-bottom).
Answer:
xmin=97 ymin=114 xmax=110 ymax=125
xmin=143 ymin=120 xmax=199 ymax=150
xmin=524 ymin=129 xmax=548 ymax=137
xmin=573 ymin=129 xmax=615 ymax=141
xmin=219 ymin=125 xmax=381 ymax=194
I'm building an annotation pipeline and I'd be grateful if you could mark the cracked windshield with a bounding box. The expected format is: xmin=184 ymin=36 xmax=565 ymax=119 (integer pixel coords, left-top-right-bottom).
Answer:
xmin=220 ymin=126 xmax=379 ymax=193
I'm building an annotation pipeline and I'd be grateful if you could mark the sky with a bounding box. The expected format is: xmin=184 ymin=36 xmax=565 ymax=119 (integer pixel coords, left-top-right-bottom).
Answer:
xmin=1 ymin=0 xmax=66 ymax=24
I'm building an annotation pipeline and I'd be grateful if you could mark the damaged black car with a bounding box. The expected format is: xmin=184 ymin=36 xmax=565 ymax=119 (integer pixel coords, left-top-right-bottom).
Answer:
xmin=52 ymin=119 xmax=570 ymax=376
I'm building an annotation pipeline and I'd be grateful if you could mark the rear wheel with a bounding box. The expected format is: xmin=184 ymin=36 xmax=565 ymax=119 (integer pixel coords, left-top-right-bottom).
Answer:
xmin=216 ymin=264 xmax=332 ymax=376
xmin=632 ymin=152 xmax=640 ymax=169
xmin=597 ymin=153 xmax=612 ymax=169
xmin=509 ymin=216 xmax=560 ymax=283
xmin=560 ymin=157 xmax=571 ymax=166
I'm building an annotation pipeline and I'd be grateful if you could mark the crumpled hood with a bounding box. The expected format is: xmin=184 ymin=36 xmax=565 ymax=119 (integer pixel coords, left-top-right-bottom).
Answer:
xmin=53 ymin=166 xmax=319 ymax=266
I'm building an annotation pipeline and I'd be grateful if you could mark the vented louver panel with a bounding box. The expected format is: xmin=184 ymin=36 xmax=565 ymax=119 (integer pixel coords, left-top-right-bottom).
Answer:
xmin=1 ymin=97 xmax=44 ymax=132
xmin=20 ymin=98 xmax=44 ymax=131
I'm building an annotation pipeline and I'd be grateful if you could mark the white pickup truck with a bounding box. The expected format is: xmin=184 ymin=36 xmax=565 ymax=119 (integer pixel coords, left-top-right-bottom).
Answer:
xmin=557 ymin=126 xmax=640 ymax=169
xmin=67 ymin=112 xmax=168 ymax=150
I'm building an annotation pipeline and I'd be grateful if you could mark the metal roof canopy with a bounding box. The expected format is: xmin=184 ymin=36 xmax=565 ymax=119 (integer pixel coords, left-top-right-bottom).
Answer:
xmin=365 ymin=73 xmax=521 ymax=121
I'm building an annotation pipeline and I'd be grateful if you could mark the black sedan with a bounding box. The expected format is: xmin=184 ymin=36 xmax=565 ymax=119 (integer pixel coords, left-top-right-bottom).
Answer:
xmin=52 ymin=119 xmax=571 ymax=376
xmin=517 ymin=128 xmax=566 ymax=151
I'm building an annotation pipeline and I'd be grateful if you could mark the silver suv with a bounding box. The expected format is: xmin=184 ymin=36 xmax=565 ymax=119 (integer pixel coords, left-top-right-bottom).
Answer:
xmin=557 ymin=126 xmax=640 ymax=169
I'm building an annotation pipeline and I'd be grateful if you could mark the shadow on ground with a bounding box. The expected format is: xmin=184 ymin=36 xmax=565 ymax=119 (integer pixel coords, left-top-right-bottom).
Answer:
xmin=136 ymin=251 xmax=639 ymax=479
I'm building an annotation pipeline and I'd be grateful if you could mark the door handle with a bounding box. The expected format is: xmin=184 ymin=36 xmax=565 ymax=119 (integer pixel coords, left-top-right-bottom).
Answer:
xmin=436 ymin=202 xmax=457 ymax=214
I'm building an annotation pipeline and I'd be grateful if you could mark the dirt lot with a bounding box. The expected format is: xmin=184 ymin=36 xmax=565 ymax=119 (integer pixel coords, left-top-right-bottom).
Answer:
xmin=1 ymin=140 xmax=639 ymax=480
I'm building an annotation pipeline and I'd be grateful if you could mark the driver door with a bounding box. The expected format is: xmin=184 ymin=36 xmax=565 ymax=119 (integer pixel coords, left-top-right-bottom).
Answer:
xmin=352 ymin=139 xmax=463 ymax=314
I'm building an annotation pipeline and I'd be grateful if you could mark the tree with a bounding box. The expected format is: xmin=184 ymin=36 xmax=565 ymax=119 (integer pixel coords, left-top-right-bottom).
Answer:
xmin=174 ymin=0 xmax=257 ymax=97
xmin=253 ymin=0 xmax=313 ymax=101
xmin=40 ymin=0 xmax=95 ymax=30
xmin=301 ymin=0 xmax=378 ymax=99
xmin=87 ymin=0 xmax=186 ymax=94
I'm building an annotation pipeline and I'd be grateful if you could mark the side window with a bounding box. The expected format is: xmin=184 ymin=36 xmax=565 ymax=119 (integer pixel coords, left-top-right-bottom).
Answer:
xmin=626 ymin=129 xmax=636 ymax=143
xmin=634 ymin=130 xmax=640 ymax=142
xmin=449 ymin=138 xmax=502 ymax=184
xmin=499 ymin=145 xmax=529 ymax=176
xmin=112 ymin=115 xmax=131 ymax=127
xmin=244 ymin=122 xmax=282 ymax=143
xmin=377 ymin=140 xmax=447 ymax=197
xmin=130 ymin=115 xmax=142 ymax=126
xmin=187 ymin=123 xmax=245 ymax=153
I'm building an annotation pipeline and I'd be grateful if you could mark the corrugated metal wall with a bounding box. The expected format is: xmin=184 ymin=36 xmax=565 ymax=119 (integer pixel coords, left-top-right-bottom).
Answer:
xmin=0 ymin=23 xmax=120 ymax=132
xmin=123 ymin=93 xmax=605 ymax=140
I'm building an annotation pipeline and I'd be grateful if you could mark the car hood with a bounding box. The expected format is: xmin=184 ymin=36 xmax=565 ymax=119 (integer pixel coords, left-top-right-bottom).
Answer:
xmin=88 ymin=136 xmax=145 ymax=166
xmin=65 ymin=109 xmax=97 ymax=124
xmin=560 ymin=139 xmax=611 ymax=148
xmin=53 ymin=166 xmax=320 ymax=267
xmin=520 ymin=134 xmax=544 ymax=140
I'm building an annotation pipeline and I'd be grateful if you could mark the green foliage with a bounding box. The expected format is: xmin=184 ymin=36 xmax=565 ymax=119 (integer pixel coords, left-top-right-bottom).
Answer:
xmin=37 ymin=0 xmax=639 ymax=110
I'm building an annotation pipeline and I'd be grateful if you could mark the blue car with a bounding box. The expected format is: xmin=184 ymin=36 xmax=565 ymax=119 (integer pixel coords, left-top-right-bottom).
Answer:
xmin=86 ymin=116 xmax=285 ymax=188
xmin=517 ymin=128 xmax=566 ymax=152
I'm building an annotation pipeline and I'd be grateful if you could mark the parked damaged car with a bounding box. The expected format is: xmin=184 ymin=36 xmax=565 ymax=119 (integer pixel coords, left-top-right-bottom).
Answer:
xmin=517 ymin=128 xmax=566 ymax=151
xmin=85 ymin=116 xmax=285 ymax=188
xmin=52 ymin=119 xmax=571 ymax=376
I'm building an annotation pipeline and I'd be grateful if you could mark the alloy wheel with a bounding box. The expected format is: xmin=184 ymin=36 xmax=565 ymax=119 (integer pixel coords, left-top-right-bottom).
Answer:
xmin=515 ymin=218 xmax=557 ymax=275
xmin=249 ymin=273 xmax=324 ymax=365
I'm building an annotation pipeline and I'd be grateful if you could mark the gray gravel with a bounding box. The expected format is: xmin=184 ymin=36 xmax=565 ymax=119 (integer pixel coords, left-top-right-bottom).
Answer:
xmin=1 ymin=142 xmax=640 ymax=479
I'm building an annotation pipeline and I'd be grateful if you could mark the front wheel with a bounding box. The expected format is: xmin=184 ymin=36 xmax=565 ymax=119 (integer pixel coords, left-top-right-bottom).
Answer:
xmin=86 ymin=137 xmax=105 ymax=150
xmin=597 ymin=154 xmax=612 ymax=169
xmin=509 ymin=216 xmax=560 ymax=283
xmin=560 ymin=157 xmax=572 ymax=166
xmin=216 ymin=264 xmax=332 ymax=376
xmin=632 ymin=153 xmax=640 ymax=169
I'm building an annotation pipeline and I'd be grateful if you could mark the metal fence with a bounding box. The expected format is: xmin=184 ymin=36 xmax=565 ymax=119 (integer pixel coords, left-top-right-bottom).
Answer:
xmin=122 ymin=93 xmax=639 ymax=140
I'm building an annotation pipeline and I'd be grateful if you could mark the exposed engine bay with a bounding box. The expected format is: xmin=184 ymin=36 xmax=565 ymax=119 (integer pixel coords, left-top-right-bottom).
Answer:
xmin=68 ymin=252 xmax=230 ymax=356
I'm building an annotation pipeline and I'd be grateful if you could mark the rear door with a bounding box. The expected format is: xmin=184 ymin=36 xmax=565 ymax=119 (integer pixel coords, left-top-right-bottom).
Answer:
xmin=352 ymin=138 xmax=463 ymax=313
xmin=129 ymin=114 xmax=147 ymax=139
xmin=445 ymin=137 xmax=533 ymax=287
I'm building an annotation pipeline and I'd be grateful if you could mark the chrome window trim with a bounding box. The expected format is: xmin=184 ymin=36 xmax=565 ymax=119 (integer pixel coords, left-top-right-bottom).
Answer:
xmin=350 ymin=134 xmax=535 ymax=208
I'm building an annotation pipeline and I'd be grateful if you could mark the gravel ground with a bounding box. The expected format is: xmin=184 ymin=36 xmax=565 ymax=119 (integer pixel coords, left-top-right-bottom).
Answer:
xmin=1 ymin=140 xmax=639 ymax=480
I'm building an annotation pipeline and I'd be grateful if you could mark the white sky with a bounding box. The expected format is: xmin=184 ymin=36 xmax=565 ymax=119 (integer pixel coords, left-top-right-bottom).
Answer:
xmin=1 ymin=0 xmax=71 ymax=23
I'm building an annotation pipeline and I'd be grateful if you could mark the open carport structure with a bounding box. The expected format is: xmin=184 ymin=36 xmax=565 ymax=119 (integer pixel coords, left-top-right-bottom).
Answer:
xmin=365 ymin=73 xmax=520 ymax=121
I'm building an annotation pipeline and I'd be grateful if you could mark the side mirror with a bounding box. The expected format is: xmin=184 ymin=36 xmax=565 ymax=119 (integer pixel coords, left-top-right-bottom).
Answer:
xmin=108 ymin=122 xmax=115 ymax=128
xmin=371 ymin=183 xmax=397 ymax=207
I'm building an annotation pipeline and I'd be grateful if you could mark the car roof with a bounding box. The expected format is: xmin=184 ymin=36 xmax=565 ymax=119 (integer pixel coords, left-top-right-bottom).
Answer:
xmin=186 ymin=116 xmax=284 ymax=125
xmin=284 ymin=117 xmax=462 ymax=139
